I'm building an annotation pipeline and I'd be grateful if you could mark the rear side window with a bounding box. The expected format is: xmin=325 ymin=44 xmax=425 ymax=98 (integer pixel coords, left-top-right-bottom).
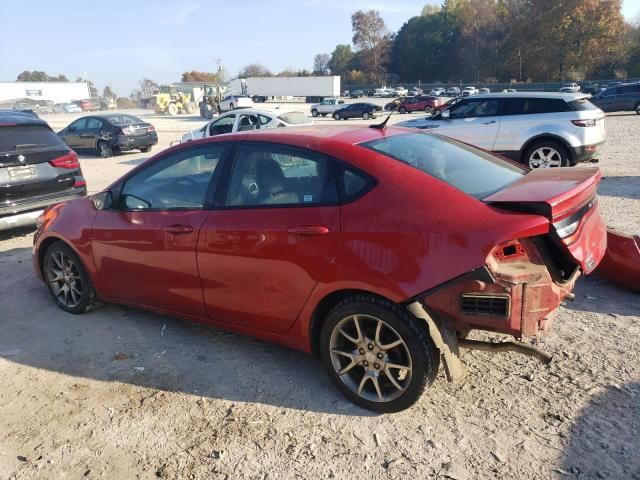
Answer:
xmin=502 ymin=98 xmax=570 ymax=115
xmin=568 ymin=99 xmax=599 ymax=111
xmin=335 ymin=163 xmax=375 ymax=203
xmin=361 ymin=133 xmax=524 ymax=199
xmin=0 ymin=125 xmax=65 ymax=154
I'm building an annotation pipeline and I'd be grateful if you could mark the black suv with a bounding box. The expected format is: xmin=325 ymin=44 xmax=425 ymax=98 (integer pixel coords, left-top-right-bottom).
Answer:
xmin=590 ymin=83 xmax=640 ymax=113
xmin=58 ymin=113 xmax=158 ymax=158
xmin=333 ymin=103 xmax=382 ymax=120
xmin=0 ymin=111 xmax=86 ymax=231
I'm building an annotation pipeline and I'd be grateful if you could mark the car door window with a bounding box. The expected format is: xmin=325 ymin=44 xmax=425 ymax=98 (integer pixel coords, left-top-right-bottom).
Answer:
xmin=602 ymin=88 xmax=617 ymax=97
xmin=120 ymin=145 xmax=225 ymax=210
xmin=86 ymin=118 xmax=102 ymax=129
xmin=68 ymin=119 xmax=87 ymax=131
xmin=210 ymin=115 xmax=235 ymax=135
xmin=225 ymin=144 xmax=338 ymax=207
xmin=449 ymin=99 xmax=499 ymax=118
xmin=237 ymin=114 xmax=260 ymax=131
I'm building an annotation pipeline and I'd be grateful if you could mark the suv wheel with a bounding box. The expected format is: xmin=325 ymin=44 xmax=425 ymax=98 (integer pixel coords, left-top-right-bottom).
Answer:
xmin=43 ymin=241 xmax=98 ymax=314
xmin=312 ymin=109 xmax=319 ymax=117
xmin=524 ymin=140 xmax=568 ymax=169
xmin=399 ymin=106 xmax=407 ymax=114
xmin=424 ymin=105 xmax=433 ymax=114
xmin=320 ymin=296 xmax=439 ymax=413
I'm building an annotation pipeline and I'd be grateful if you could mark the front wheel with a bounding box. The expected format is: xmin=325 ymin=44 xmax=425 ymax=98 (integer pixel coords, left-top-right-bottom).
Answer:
xmin=635 ymin=102 xmax=640 ymax=115
xmin=432 ymin=109 xmax=441 ymax=116
xmin=185 ymin=101 xmax=197 ymax=114
xmin=363 ymin=112 xmax=370 ymax=120
xmin=333 ymin=112 xmax=341 ymax=120
xmin=167 ymin=103 xmax=178 ymax=115
xmin=312 ymin=109 xmax=319 ymax=117
xmin=524 ymin=140 xmax=569 ymax=169
xmin=320 ymin=296 xmax=439 ymax=413
xmin=43 ymin=241 xmax=98 ymax=314
xmin=424 ymin=105 xmax=433 ymax=114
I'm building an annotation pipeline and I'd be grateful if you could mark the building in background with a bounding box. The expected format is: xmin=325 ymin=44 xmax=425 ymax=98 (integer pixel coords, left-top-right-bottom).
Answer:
xmin=0 ymin=81 xmax=90 ymax=105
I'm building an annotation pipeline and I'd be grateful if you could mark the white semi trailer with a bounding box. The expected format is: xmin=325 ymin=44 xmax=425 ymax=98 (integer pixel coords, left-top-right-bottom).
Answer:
xmin=227 ymin=76 xmax=340 ymax=103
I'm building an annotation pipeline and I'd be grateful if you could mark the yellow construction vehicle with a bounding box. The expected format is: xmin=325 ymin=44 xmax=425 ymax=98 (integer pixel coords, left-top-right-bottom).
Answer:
xmin=149 ymin=85 xmax=197 ymax=115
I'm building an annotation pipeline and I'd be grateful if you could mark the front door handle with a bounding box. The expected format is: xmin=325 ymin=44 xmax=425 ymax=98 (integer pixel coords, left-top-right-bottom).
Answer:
xmin=163 ymin=224 xmax=194 ymax=235
xmin=483 ymin=120 xmax=496 ymax=125
xmin=287 ymin=226 xmax=330 ymax=236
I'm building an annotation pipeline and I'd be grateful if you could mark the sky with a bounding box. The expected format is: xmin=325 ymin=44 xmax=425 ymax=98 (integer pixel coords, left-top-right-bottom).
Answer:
xmin=1 ymin=0 xmax=639 ymax=96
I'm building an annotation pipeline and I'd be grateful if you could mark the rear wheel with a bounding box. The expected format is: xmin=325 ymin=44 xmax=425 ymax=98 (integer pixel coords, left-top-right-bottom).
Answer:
xmin=363 ymin=112 xmax=370 ymax=120
xmin=524 ymin=139 xmax=569 ymax=169
xmin=432 ymin=108 xmax=441 ymax=116
xmin=97 ymin=141 xmax=113 ymax=158
xmin=312 ymin=109 xmax=319 ymax=117
xmin=43 ymin=241 xmax=98 ymax=314
xmin=140 ymin=146 xmax=152 ymax=153
xmin=320 ymin=296 xmax=439 ymax=413
xmin=399 ymin=106 xmax=407 ymax=114
xmin=424 ymin=105 xmax=433 ymax=114
xmin=186 ymin=101 xmax=197 ymax=114
xmin=333 ymin=112 xmax=341 ymax=120
xmin=635 ymin=102 xmax=640 ymax=115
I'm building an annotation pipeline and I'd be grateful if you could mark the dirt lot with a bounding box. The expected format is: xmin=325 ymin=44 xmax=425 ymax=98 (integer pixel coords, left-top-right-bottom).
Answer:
xmin=0 ymin=105 xmax=639 ymax=480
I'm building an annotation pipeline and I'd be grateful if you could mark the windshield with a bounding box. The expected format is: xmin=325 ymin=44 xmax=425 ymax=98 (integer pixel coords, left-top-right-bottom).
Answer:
xmin=361 ymin=132 xmax=525 ymax=199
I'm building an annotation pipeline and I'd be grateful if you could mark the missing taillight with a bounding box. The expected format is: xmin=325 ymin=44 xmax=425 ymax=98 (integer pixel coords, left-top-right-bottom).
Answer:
xmin=50 ymin=151 xmax=80 ymax=169
xmin=492 ymin=240 xmax=527 ymax=261
xmin=146 ymin=125 xmax=156 ymax=132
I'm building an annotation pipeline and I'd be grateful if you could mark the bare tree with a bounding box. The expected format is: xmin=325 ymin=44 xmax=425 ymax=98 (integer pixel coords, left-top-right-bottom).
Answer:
xmin=313 ymin=54 xmax=331 ymax=75
xmin=238 ymin=63 xmax=272 ymax=78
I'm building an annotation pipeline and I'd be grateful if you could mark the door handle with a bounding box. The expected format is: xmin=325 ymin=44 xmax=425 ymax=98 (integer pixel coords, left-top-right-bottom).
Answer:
xmin=287 ymin=226 xmax=330 ymax=236
xmin=79 ymin=134 xmax=94 ymax=138
xmin=163 ymin=224 xmax=194 ymax=235
xmin=483 ymin=120 xmax=496 ymax=125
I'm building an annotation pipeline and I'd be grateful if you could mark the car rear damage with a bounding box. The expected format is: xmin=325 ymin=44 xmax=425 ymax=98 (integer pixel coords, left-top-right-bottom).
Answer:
xmin=406 ymin=167 xmax=607 ymax=378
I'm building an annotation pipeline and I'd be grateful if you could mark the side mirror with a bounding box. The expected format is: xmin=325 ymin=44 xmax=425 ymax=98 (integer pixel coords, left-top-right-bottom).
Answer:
xmin=91 ymin=191 xmax=112 ymax=210
xmin=441 ymin=109 xmax=451 ymax=119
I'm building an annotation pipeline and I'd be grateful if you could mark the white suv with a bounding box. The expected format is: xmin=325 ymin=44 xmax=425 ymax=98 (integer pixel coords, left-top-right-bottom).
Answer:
xmin=396 ymin=92 xmax=606 ymax=168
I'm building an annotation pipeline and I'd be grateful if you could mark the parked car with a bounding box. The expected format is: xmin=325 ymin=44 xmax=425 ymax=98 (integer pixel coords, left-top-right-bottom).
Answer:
xmin=74 ymin=99 xmax=98 ymax=112
xmin=445 ymin=87 xmax=461 ymax=96
xmin=350 ymin=90 xmax=365 ymax=98
xmin=393 ymin=87 xmax=408 ymax=97
xmin=559 ymin=83 xmax=580 ymax=93
xmin=386 ymin=96 xmax=447 ymax=114
xmin=218 ymin=95 xmax=254 ymax=112
xmin=396 ymin=92 xmax=606 ymax=168
xmin=33 ymin=124 xmax=607 ymax=412
xmin=181 ymin=109 xmax=313 ymax=143
xmin=502 ymin=88 xmax=517 ymax=93
xmin=478 ymin=88 xmax=491 ymax=94
xmin=58 ymin=114 xmax=158 ymax=158
xmin=589 ymin=83 xmax=640 ymax=113
xmin=0 ymin=111 xmax=86 ymax=231
xmin=332 ymin=102 xmax=382 ymax=120
xmin=101 ymin=98 xmax=117 ymax=110
xmin=430 ymin=88 xmax=445 ymax=96
xmin=342 ymin=90 xmax=350 ymax=97
xmin=431 ymin=97 xmax=464 ymax=116
xmin=54 ymin=103 xmax=82 ymax=114
xmin=461 ymin=86 xmax=478 ymax=97
xmin=311 ymin=97 xmax=345 ymax=117
xmin=408 ymin=87 xmax=424 ymax=96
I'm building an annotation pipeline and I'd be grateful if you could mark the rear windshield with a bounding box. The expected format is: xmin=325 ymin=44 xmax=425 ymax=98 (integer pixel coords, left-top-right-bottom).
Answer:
xmin=568 ymin=99 xmax=598 ymax=111
xmin=0 ymin=125 xmax=65 ymax=154
xmin=107 ymin=115 xmax=143 ymax=125
xmin=361 ymin=132 xmax=525 ymax=199
xmin=277 ymin=112 xmax=311 ymax=125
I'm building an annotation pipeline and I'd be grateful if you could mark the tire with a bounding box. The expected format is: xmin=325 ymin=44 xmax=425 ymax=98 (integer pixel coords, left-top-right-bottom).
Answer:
xmin=523 ymin=139 xmax=569 ymax=169
xmin=167 ymin=103 xmax=178 ymax=116
xmin=424 ymin=105 xmax=433 ymax=114
xmin=635 ymin=102 xmax=640 ymax=115
xmin=399 ymin=106 xmax=407 ymax=114
xmin=333 ymin=112 xmax=341 ymax=120
xmin=43 ymin=241 xmax=98 ymax=314
xmin=433 ymin=109 xmax=441 ymax=116
xmin=320 ymin=295 xmax=440 ymax=413
xmin=139 ymin=146 xmax=151 ymax=153
xmin=312 ymin=109 xmax=319 ymax=117
xmin=363 ymin=112 xmax=370 ymax=120
xmin=97 ymin=141 xmax=113 ymax=158
xmin=186 ymin=101 xmax=197 ymax=114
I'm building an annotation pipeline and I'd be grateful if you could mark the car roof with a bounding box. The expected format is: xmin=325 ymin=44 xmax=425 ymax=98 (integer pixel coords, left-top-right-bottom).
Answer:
xmin=468 ymin=91 xmax=587 ymax=100
xmin=217 ymin=108 xmax=287 ymax=118
xmin=0 ymin=110 xmax=47 ymax=126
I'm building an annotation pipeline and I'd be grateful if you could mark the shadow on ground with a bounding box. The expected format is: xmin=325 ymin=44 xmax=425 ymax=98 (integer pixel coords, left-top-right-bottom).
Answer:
xmin=565 ymin=275 xmax=640 ymax=316
xmin=598 ymin=176 xmax=640 ymax=200
xmin=0 ymin=246 xmax=370 ymax=416
xmin=561 ymin=382 xmax=640 ymax=479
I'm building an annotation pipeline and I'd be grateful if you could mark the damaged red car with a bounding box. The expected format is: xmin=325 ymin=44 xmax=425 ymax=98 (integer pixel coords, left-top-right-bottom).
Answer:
xmin=32 ymin=126 xmax=607 ymax=412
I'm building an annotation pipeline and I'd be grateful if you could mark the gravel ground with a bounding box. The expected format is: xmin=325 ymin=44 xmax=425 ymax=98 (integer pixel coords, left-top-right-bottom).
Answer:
xmin=0 ymin=105 xmax=638 ymax=480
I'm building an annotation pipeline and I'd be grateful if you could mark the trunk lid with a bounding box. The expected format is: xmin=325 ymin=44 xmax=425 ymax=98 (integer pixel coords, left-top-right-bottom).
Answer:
xmin=484 ymin=167 xmax=606 ymax=274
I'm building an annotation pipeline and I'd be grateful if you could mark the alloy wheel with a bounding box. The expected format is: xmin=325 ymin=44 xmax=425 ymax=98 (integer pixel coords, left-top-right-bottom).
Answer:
xmin=529 ymin=146 xmax=562 ymax=168
xmin=45 ymin=250 xmax=84 ymax=309
xmin=329 ymin=314 xmax=412 ymax=403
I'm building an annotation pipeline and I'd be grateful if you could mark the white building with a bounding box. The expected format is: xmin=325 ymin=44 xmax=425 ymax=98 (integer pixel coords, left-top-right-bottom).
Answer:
xmin=0 ymin=81 xmax=91 ymax=104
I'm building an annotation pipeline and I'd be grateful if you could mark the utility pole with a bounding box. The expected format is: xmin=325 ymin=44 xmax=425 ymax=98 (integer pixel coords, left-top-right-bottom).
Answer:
xmin=518 ymin=48 xmax=522 ymax=82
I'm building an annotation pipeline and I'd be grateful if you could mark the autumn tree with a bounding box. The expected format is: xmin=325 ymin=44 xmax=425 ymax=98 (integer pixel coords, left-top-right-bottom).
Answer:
xmin=17 ymin=71 xmax=69 ymax=82
xmin=351 ymin=10 xmax=392 ymax=83
xmin=103 ymin=86 xmax=116 ymax=99
xmin=313 ymin=53 xmax=331 ymax=75
xmin=181 ymin=70 xmax=223 ymax=82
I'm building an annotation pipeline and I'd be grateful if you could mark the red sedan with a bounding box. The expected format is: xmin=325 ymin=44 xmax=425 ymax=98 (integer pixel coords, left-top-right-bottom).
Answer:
xmin=33 ymin=126 xmax=607 ymax=412
xmin=385 ymin=96 xmax=447 ymax=114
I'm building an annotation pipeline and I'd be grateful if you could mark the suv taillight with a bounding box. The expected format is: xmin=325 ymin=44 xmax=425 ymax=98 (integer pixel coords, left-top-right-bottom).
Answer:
xmin=50 ymin=151 xmax=80 ymax=169
xmin=147 ymin=125 xmax=156 ymax=133
xmin=572 ymin=119 xmax=596 ymax=127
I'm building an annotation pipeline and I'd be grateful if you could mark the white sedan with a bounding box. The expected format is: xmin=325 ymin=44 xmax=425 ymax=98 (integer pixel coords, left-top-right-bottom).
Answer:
xmin=181 ymin=108 xmax=313 ymax=143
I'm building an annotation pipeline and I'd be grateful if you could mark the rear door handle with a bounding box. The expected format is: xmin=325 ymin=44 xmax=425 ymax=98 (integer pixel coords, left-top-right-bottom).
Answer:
xmin=287 ymin=226 xmax=330 ymax=236
xmin=483 ymin=120 xmax=496 ymax=125
xmin=163 ymin=224 xmax=194 ymax=235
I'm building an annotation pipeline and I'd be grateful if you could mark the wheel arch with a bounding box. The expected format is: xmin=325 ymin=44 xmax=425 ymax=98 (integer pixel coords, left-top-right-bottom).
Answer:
xmin=520 ymin=134 xmax=575 ymax=164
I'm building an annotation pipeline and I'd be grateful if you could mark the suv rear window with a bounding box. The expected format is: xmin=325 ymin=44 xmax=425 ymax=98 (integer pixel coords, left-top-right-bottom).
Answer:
xmin=0 ymin=125 xmax=65 ymax=154
xmin=361 ymin=133 xmax=524 ymax=199
xmin=502 ymin=98 xmax=570 ymax=115
xmin=568 ymin=99 xmax=599 ymax=111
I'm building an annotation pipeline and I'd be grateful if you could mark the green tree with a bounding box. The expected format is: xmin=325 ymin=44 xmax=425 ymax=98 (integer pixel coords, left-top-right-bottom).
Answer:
xmin=328 ymin=44 xmax=354 ymax=77
xmin=238 ymin=63 xmax=272 ymax=78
